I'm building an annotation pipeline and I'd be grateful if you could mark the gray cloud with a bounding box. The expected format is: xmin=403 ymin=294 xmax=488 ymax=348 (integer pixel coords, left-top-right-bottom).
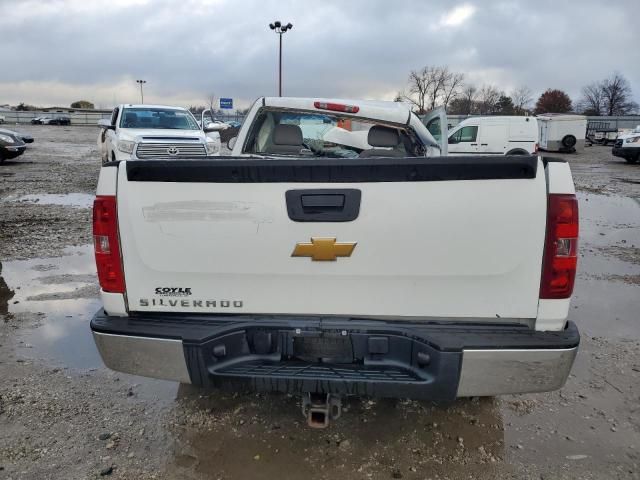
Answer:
xmin=1 ymin=0 xmax=638 ymax=109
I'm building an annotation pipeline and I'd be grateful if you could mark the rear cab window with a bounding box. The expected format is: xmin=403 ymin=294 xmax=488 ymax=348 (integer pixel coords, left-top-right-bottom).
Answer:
xmin=243 ymin=108 xmax=424 ymax=158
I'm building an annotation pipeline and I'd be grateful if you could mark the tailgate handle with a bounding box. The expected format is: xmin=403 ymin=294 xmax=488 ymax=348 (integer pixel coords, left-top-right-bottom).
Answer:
xmin=286 ymin=189 xmax=361 ymax=222
xmin=301 ymin=194 xmax=345 ymax=209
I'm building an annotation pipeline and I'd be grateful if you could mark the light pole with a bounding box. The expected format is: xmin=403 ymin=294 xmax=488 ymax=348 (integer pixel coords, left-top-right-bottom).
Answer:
xmin=136 ymin=79 xmax=146 ymax=104
xmin=268 ymin=21 xmax=293 ymax=97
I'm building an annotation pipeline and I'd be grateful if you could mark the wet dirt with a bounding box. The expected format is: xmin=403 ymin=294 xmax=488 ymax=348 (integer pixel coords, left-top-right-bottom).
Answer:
xmin=0 ymin=125 xmax=97 ymax=260
xmin=2 ymin=192 xmax=95 ymax=209
xmin=559 ymin=144 xmax=640 ymax=197
xmin=0 ymin=127 xmax=639 ymax=479
xmin=166 ymin=392 xmax=505 ymax=480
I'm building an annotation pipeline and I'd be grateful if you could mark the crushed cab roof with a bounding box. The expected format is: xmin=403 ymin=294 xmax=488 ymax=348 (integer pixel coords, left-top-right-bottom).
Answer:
xmin=262 ymin=97 xmax=412 ymax=125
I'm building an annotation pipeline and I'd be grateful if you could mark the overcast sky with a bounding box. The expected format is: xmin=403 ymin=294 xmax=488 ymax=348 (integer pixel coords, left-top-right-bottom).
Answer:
xmin=1 ymin=0 xmax=638 ymax=110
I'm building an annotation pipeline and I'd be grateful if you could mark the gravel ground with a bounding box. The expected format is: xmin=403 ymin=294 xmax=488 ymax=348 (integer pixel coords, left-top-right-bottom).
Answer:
xmin=0 ymin=126 xmax=639 ymax=479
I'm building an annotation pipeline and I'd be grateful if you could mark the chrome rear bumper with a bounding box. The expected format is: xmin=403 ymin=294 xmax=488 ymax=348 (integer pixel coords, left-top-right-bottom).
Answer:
xmin=457 ymin=347 xmax=577 ymax=396
xmin=93 ymin=332 xmax=191 ymax=383
xmin=91 ymin=312 xmax=579 ymax=398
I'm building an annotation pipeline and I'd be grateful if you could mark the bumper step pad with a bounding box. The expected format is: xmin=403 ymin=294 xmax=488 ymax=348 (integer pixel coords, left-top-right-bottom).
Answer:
xmin=216 ymin=361 xmax=420 ymax=382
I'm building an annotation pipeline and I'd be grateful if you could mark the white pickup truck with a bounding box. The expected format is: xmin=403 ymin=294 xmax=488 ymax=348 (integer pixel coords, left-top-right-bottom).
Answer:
xmin=97 ymin=104 xmax=221 ymax=163
xmin=91 ymin=97 xmax=579 ymax=426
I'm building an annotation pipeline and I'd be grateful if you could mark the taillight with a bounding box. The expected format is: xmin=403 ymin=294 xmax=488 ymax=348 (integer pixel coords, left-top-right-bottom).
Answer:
xmin=535 ymin=143 xmax=539 ymax=153
xmin=540 ymin=194 xmax=578 ymax=299
xmin=313 ymin=101 xmax=360 ymax=114
xmin=93 ymin=195 xmax=125 ymax=293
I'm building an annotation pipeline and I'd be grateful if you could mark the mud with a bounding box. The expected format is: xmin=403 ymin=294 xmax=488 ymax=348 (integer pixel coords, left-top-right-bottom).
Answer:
xmin=0 ymin=127 xmax=639 ymax=479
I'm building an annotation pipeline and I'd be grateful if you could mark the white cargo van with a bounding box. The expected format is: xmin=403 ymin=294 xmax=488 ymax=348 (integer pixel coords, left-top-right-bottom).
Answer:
xmin=447 ymin=116 xmax=538 ymax=155
xmin=537 ymin=114 xmax=587 ymax=153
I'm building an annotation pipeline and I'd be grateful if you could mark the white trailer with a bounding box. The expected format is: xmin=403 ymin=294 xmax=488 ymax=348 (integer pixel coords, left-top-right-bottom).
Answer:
xmin=537 ymin=114 xmax=587 ymax=153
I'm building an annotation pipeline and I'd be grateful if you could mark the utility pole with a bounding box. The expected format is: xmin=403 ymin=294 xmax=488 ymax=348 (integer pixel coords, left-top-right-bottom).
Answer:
xmin=136 ymin=79 xmax=146 ymax=104
xmin=268 ymin=21 xmax=293 ymax=97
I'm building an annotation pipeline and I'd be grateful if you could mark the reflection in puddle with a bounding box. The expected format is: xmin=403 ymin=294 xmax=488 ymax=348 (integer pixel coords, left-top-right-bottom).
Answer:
xmin=15 ymin=299 xmax=102 ymax=368
xmin=0 ymin=262 xmax=15 ymax=315
xmin=4 ymin=192 xmax=95 ymax=208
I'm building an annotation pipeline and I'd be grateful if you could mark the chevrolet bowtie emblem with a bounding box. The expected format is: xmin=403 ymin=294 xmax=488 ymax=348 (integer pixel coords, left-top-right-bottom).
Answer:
xmin=292 ymin=237 xmax=357 ymax=261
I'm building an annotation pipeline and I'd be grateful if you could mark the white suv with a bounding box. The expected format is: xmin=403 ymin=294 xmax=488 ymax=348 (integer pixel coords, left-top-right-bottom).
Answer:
xmin=612 ymin=125 xmax=640 ymax=164
xmin=97 ymin=104 xmax=221 ymax=163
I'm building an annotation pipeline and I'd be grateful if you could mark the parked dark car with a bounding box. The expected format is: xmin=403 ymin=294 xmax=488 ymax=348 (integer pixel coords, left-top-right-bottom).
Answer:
xmin=0 ymin=127 xmax=34 ymax=144
xmin=48 ymin=115 xmax=71 ymax=125
xmin=31 ymin=116 xmax=48 ymax=124
xmin=18 ymin=132 xmax=34 ymax=143
xmin=0 ymin=129 xmax=27 ymax=162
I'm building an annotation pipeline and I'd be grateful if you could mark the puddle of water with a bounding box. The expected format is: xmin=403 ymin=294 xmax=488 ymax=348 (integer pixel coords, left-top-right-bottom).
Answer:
xmin=3 ymin=193 xmax=95 ymax=208
xmin=1 ymin=245 xmax=97 ymax=312
xmin=572 ymin=192 xmax=640 ymax=339
xmin=1 ymin=245 xmax=103 ymax=368
xmin=13 ymin=300 xmax=102 ymax=368
xmin=578 ymin=192 xmax=640 ymax=245
xmin=1 ymin=246 xmax=182 ymax=401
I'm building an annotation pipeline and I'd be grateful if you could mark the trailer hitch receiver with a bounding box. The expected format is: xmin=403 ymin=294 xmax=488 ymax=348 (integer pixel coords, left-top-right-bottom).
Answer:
xmin=301 ymin=393 xmax=342 ymax=428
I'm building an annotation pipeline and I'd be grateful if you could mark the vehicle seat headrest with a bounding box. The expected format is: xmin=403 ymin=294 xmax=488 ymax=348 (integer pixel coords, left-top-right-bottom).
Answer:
xmin=273 ymin=124 xmax=303 ymax=146
xmin=368 ymin=125 xmax=400 ymax=147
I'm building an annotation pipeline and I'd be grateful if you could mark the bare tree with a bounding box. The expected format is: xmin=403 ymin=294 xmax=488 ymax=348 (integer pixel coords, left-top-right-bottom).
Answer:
xmin=449 ymin=85 xmax=478 ymax=115
xmin=404 ymin=67 xmax=438 ymax=114
xmin=577 ymin=82 xmax=604 ymax=115
xmin=478 ymin=85 xmax=501 ymax=114
xmin=427 ymin=67 xmax=448 ymax=111
xmin=511 ymin=86 xmax=533 ymax=114
xmin=404 ymin=66 xmax=465 ymax=113
xmin=441 ymin=72 xmax=465 ymax=110
xmin=462 ymin=85 xmax=478 ymax=112
xmin=601 ymin=73 xmax=638 ymax=116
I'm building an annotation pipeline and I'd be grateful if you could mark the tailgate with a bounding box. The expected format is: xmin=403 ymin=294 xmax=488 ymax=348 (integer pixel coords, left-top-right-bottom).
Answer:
xmin=117 ymin=157 xmax=547 ymax=320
